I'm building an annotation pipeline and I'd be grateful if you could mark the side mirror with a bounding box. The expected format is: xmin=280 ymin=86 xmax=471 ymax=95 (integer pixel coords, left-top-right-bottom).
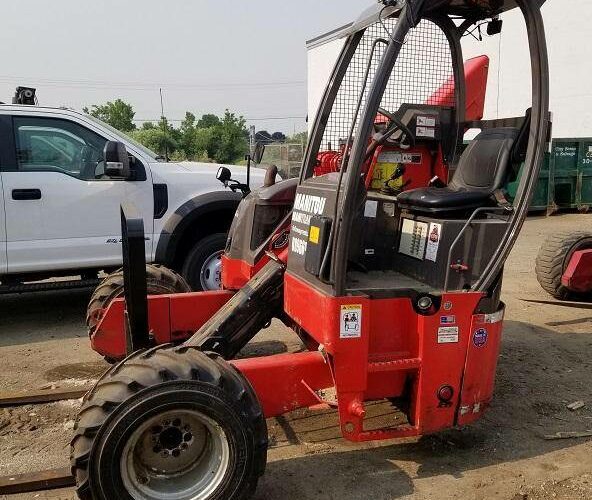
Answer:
xmin=216 ymin=166 xmax=232 ymax=185
xmin=104 ymin=141 xmax=131 ymax=179
xmin=253 ymin=141 xmax=266 ymax=164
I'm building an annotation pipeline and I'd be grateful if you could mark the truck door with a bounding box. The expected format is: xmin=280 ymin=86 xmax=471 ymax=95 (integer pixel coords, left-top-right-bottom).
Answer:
xmin=0 ymin=173 xmax=7 ymax=275
xmin=0 ymin=116 xmax=10 ymax=275
xmin=1 ymin=115 xmax=154 ymax=274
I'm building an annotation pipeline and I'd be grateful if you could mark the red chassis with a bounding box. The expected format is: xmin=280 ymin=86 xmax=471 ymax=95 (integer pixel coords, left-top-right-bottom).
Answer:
xmin=562 ymin=249 xmax=592 ymax=293
xmin=92 ymin=268 xmax=504 ymax=442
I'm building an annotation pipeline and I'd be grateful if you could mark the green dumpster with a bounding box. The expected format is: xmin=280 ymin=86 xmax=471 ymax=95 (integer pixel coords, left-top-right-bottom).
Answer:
xmin=506 ymin=152 xmax=551 ymax=212
xmin=551 ymin=138 xmax=592 ymax=211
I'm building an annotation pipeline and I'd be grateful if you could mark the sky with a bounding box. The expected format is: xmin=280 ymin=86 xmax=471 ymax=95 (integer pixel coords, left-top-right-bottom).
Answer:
xmin=0 ymin=1 xmax=364 ymax=135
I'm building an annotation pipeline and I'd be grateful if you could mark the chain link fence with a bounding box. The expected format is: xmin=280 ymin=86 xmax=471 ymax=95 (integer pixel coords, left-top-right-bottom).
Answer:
xmin=261 ymin=143 xmax=305 ymax=179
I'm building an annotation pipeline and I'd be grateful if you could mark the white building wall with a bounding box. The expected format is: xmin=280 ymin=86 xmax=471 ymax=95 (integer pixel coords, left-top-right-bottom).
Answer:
xmin=307 ymin=37 xmax=345 ymax=134
xmin=307 ymin=0 xmax=589 ymax=138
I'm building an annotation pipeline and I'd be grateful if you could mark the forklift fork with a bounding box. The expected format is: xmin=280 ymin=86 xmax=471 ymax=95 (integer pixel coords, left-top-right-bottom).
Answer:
xmin=120 ymin=203 xmax=150 ymax=353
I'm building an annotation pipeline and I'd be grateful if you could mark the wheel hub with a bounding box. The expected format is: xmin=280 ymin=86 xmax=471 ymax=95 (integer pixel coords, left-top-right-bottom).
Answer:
xmin=200 ymin=251 xmax=223 ymax=290
xmin=121 ymin=409 xmax=229 ymax=500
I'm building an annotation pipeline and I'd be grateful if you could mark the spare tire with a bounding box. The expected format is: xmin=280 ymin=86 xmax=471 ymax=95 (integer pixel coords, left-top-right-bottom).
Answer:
xmin=86 ymin=264 xmax=191 ymax=337
xmin=535 ymin=231 xmax=592 ymax=299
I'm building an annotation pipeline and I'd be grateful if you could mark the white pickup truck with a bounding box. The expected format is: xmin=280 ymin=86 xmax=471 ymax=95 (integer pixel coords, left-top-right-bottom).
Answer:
xmin=0 ymin=104 xmax=265 ymax=292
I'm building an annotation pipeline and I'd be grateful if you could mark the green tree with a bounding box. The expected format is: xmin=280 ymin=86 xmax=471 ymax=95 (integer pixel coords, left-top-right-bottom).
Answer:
xmin=211 ymin=110 xmax=249 ymax=164
xmin=197 ymin=114 xmax=220 ymax=129
xmin=130 ymin=127 xmax=178 ymax=159
xmin=193 ymin=127 xmax=217 ymax=159
xmin=126 ymin=109 xmax=248 ymax=164
xmin=83 ymin=99 xmax=136 ymax=132
xmin=178 ymin=112 xmax=198 ymax=159
xmin=287 ymin=130 xmax=308 ymax=146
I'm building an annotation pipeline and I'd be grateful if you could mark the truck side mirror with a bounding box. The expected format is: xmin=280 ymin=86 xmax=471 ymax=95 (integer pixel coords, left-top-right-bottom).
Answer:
xmin=253 ymin=141 xmax=266 ymax=164
xmin=104 ymin=141 xmax=131 ymax=179
xmin=216 ymin=166 xmax=232 ymax=185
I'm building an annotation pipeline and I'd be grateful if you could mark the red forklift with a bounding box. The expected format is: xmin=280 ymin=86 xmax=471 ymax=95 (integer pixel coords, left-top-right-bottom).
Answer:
xmin=71 ymin=0 xmax=551 ymax=498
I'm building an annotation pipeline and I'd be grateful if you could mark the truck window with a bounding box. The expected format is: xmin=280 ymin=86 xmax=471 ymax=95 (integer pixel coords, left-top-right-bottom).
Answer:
xmin=13 ymin=116 xmax=108 ymax=180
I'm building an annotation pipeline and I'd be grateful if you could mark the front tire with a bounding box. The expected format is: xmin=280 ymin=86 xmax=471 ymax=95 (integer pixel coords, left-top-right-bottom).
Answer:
xmin=182 ymin=233 xmax=227 ymax=291
xmin=71 ymin=346 xmax=267 ymax=500
xmin=86 ymin=264 xmax=191 ymax=338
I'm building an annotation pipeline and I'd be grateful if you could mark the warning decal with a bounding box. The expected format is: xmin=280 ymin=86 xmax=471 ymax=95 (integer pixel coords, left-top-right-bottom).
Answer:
xmin=425 ymin=222 xmax=442 ymax=262
xmin=438 ymin=326 xmax=459 ymax=344
xmin=309 ymin=226 xmax=320 ymax=244
xmin=340 ymin=304 xmax=362 ymax=339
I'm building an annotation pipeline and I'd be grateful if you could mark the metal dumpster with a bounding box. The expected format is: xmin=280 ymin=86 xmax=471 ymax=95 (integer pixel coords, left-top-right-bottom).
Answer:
xmin=506 ymin=152 xmax=551 ymax=212
xmin=550 ymin=138 xmax=592 ymax=211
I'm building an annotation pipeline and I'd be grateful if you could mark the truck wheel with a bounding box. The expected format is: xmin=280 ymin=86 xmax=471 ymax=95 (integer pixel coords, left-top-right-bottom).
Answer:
xmin=182 ymin=233 xmax=227 ymax=291
xmin=535 ymin=231 xmax=592 ymax=299
xmin=71 ymin=346 xmax=267 ymax=500
xmin=86 ymin=264 xmax=191 ymax=337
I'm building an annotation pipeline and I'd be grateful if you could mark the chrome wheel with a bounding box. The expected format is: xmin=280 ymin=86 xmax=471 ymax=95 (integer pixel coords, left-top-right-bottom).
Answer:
xmin=121 ymin=409 xmax=230 ymax=500
xmin=200 ymin=251 xmax=223 ymax=290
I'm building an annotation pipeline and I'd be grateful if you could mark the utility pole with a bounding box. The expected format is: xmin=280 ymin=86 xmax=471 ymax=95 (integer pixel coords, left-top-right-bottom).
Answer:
xmin=159 ymin=88 xmax=169 ymax=161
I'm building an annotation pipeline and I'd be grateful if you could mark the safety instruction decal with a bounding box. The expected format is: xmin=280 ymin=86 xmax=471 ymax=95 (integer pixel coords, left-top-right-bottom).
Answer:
xmin=425 ymin=222 xmax=442 ymax=262
xmin=399 ymin=219 xmax=428 ymax=260
xmin=340 ymin=304 xmax=362 ymax=339
xmin=438 ymin=326 xmax=459 ymax=344
xmin=416 ymin=126 xmax=436 ymax=138
xmin=364 ymin=200 xmax=378 ymax=218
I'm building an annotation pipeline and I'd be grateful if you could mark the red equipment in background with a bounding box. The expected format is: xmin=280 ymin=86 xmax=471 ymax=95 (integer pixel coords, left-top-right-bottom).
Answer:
xmin=536 ymin=231 xmax=592 ymax=299
xmin=314 ymin=55 xmax=489 ymax=181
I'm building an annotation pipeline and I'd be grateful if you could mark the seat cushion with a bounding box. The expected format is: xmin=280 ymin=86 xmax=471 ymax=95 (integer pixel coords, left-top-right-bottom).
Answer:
xmin=397 ymin=186 xmax=492 ymax=212
xmin=396 ymin=126 xmax=520 ymax=214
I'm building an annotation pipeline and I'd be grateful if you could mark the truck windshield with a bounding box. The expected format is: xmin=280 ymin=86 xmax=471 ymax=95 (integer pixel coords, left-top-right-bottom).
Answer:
xmin=84 ymin=114 xmax=165 ymax=162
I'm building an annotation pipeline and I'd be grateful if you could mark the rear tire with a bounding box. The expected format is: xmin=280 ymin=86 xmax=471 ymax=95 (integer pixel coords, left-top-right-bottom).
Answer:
xmin=535 ymin=231 xmax=592 ymax=299
xmin=71 ymin=346 xmax=267 ymax=500
xmin=182 ymin=233 xmax=227 ymax=291
xmin=86 ymin=264 xmax=191 ymax=337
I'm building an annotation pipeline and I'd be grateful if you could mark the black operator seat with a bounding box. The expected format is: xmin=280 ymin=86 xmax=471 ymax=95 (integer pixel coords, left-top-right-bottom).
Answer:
xmin=397 ymin=127 xmax=521 ymax=214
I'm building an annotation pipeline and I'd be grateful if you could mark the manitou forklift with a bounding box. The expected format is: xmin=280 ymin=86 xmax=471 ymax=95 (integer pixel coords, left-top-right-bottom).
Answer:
xmin=71 ymin=0 xmax=550 ymax=498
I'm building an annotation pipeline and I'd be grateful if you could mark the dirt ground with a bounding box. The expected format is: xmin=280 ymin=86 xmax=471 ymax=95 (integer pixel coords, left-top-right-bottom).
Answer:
xmin=1 ymin=213 xmax=592 ymax=500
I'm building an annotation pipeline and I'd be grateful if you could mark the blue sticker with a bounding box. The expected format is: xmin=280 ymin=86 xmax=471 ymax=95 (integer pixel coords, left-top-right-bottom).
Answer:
xmin=473 ymin=328 xmax=488 ymax=348
xmin=440 ymin=315 xmax=456 ymax=325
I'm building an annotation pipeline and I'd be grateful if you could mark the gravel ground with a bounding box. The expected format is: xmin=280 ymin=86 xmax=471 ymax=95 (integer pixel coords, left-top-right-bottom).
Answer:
xmin=1 ymin=213 xmax=592 ymax=499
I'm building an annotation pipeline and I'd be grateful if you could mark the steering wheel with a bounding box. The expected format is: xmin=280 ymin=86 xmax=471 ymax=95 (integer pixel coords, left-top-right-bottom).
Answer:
xmin=376 ymin=107 xmax=416 ymax=149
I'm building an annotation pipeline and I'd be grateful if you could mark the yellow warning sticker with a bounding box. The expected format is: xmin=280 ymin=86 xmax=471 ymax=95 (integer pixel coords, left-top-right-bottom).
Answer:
xmin=340 ymin=304 xmax=362 ymax=338
xmin=309 ymin=225 xmax=320 ymax=244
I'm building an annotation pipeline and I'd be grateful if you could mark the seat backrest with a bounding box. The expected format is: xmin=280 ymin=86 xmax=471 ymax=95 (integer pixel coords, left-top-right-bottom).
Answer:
xmin=450 ymin=127 xmax=519 ymax=193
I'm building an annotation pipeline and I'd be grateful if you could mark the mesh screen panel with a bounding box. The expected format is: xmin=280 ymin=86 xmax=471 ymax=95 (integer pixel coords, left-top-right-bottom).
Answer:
xmin=319 ymin=18 xmax=455 ymax=154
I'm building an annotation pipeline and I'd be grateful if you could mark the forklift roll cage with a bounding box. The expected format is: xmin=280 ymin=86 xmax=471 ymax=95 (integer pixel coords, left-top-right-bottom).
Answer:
xmin=302 ymin=0 xmax=549 ymax=296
